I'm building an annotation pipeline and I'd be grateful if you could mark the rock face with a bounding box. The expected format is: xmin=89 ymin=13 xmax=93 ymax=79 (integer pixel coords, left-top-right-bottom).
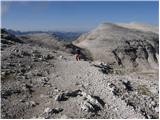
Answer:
xmin=74 ymin=22 xmax=159 ymax=71
xmin=1 ymin=29 xmax=24 ymax=49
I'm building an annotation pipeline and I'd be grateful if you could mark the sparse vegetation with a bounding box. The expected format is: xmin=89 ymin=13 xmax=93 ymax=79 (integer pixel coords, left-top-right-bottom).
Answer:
xmin=137 ymin=85 xmax=152 ymax=96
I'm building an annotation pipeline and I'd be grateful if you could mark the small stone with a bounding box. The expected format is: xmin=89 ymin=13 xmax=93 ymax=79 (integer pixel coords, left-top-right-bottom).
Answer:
xmin=60 ymin=115 xmax=70 ymax=119
xmin=122 ymin=80 xmax=133 ymax=91
xmin=44 ymin=107 xmax=52 ymax=114
xmin=39 ymin=58 xmax=43 ymax=60
xmin=1 ymin=71 xmax=6 ymax=76
xmin=114 ymin=107 xmax=118 ymax=111
xmin=150 ymin=88 xmax=158 ymax=94
xmin=79 ymin=91 xmax=87 ymax=97
xmin=40 ymin=77 xmax=49 ymax=85
xmin=59 ymin=56 xmax=63 ymax=59
xmin=26 ymin=102 xmax=30 ymax=106
xmin=54 ymin=89 xmax=60 ymax=92
xmin=108 ymin=86 xmax=116 ymax=92
xmin=75 ymin=82 xmax=80 ymax=86
xmin=86 ymin=95 xmax=103 ymax=109
xmin=151 ymin=101 xmax=156 ymax=106
xmin=46 ymin=54 xmax=54 ymax=60
xmin=44 ymin=107 xmax=63 ymax=115
xmin=53 ymin=108 xmax=63 ymax=113
xmin=64 ymin=90 xmax=81 ymax=97
xmin=19 ymin=99 xmax=25 ymax=103
xmin=80 ymin=94 xmax=104 ymax=113
xmin=155 ymin=107 xmax=159 ymax=113
xmin=29 ymin=101 xmax=37 ymax=107
xmin=81 ymin=101 xmax=95 ymax=112
xmin=55 ymin=92 xmax=66 ymax=101
xmin=26 ymin=101 xmax=37 ymax=107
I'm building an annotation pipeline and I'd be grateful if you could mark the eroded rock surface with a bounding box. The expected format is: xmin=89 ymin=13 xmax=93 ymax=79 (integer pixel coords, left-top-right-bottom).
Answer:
xmin=1 ymin=28 xmax=158 ymax=119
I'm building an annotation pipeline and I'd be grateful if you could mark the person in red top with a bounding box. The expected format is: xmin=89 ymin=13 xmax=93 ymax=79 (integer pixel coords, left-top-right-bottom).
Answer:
xmin=76 ymin=49 xmax=81 ymax=61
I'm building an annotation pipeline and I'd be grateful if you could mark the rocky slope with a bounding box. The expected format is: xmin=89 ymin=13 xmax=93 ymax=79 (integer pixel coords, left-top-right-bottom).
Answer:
xmin=19 ymin=32 xmax=92 ymax=60
xmin=74 ymin=22 xmax=159 ymax=71
xmin=1 ymin=29 xmax=24 ymax=50
xmin=1 ymin=28 xmax=159 ymax=119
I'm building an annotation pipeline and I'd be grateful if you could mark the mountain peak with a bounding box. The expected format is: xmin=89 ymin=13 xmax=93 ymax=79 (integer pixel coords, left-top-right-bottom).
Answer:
xmin=117 ymin=22 xmax=158 ymax=33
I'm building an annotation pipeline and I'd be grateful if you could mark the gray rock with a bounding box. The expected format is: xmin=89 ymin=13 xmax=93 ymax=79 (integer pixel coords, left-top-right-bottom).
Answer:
xmin=39 ymin=77 xmax=50 ymax=86
xmin=121 ymin=80 xmax=133 ymax=91
xmin=64 ymin=89 xmax=81 ymax=97
xmin=86 ymin=95 xmax=103 ymax=109
xmin=59 ymin=114 xmax=70 ymax=119
xmin=155 ymin=107 xmax=159 ymax=113
xmin=59 ymin=55 xmax=63 ymax=59
xmin=19 ymin=99 xmax=25 ymax=103
xmin=26 ymin=101 xmax=37 ymax=107
xmin=81 ymin=101 xmax=95 ymax=112
xmin=43 ymin=107 xmax=63 ymax=118
xmin=55 ymin=92 xmax=66 ymax=101
xmin=21 ymin=51 xmax=31 ymax=56
xmin=55 ymin=89 xmax=82 ymax=101
xmin=22 ymin=84 xmax=33 ymax=94
xmin=81 ymin=93 xmax=104 ymax=112
xmin=150 ymin=101 xmax=156 ymax=107
xmin=44 ymin=107 xmax=53 ymax=114
xmin=29 ymin=101 xmax=37 ymax=107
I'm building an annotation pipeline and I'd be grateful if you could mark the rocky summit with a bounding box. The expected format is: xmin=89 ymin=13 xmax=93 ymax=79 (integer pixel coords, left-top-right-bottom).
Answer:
xmin=1 ymin=22 xmax=159 ymax=119
xmin=74 ymin=22 xmax=158 ymax=71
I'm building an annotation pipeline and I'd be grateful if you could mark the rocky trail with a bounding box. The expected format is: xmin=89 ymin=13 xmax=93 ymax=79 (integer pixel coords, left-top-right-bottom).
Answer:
xmin=1 ymin=43 xmax=159 ymax=119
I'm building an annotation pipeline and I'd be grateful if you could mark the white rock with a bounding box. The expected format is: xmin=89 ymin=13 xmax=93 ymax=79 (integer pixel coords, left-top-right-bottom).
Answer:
xmin=79 ymin=91 xmax=87 ymax=97
xmin=30 ymin=101 xmax=36 ymax=107
xmin=86 ymin=95 xmax=97 ymax=104
xmin=81 ymin=101 xmax=95 ymax=112
xmin=19 ymin=99 xmax=25 ymax=102
xmin=54 ymin=89 xmax=60 ymax=92
xmin=150 ymin=87 xmax=158 ymax=94
xmin=60 ymin=115 xmax=70 ymax=119
xmin=108 ymin=86 xmax=116 ymax=92
xmin=59 ymin=55 xmax=63 ymax=59
xmin=1 ymin=71 xmax=6 ymax=76
xmin=44 ymin=107 xmax=52 ymax=114
xmin=155 ymin=107 xmax=159 ymax=113
xmin=151 ymin=101 xmax=156 ymax=106
xmin=55 ymin=92 xmax=65 ymax=101
xmin=86 ymin=95 xmax=102 ymax=108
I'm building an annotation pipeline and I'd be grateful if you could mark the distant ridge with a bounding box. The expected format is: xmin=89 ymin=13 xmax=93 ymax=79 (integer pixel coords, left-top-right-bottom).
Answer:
xmin=117 ymin=22 xmax=158 ymax=34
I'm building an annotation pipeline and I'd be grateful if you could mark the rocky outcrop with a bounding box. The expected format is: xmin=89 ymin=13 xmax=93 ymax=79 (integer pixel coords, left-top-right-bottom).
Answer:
xmin=74 ymin=22 xmax=159 ymax=71
xmin=112 ymin=38 xmax=158 ymax=70
xmin=1 ymin=29 xmax=24 ymax=50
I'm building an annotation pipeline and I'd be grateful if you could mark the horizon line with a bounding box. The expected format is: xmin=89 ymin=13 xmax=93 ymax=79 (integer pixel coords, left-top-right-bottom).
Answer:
xmin=2 ymin=21 xmax=159 ymax=32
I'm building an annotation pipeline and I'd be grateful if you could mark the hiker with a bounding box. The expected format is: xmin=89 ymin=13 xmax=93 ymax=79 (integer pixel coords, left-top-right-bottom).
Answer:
xmin=76 ymin=49 xmax=81 ymax=61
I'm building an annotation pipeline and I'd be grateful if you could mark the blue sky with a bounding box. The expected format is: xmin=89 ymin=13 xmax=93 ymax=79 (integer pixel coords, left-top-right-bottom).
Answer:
xmin=1 ymin=1 xmax=159 ymax=31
